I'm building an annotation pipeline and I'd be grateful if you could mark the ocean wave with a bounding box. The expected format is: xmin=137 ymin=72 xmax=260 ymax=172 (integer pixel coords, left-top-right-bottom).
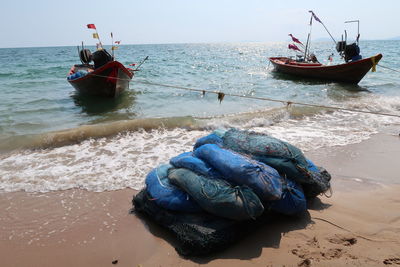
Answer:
xmin=2 ymin=93 xmax=399 ymax=154
xmin=0 ymin=103 xmax=398 ymax=193
xmin=0 ymin=72 xmax=13 ymax=78
xmin=0 ymin=116 xmax=199 ymax=153
xmin=0 ymin=128 xmax=207 ymax=193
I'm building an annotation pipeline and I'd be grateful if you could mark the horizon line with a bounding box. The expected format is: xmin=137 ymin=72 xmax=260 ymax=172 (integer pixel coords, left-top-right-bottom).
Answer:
xmin=0 ymin=38 xmax=398 ymax=49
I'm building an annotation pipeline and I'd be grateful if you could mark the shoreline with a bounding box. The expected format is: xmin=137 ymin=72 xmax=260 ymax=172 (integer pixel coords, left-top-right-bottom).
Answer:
xmin=1 ymin=132 xmax=399 ymax=266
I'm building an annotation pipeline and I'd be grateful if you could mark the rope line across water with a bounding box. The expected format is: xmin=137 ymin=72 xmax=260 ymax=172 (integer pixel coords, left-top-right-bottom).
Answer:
xmin=378 ymin=63 xmax=400 ymax=73
xmin=86 ymin=73 xmax=400 ymax=118
xmin=134 ymin=80 xmax=400 ymax=118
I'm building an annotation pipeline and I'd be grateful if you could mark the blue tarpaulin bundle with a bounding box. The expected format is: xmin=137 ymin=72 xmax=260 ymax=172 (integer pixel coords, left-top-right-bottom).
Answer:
xmin=222 ymin=128 xmax=312 ymax=183
xmin=169 ymin=168 xmax=264 ymax=221
xmin=193 ymin=133 xmax=224 ymax=150
xmin=194 ymin=128 xmax=331 ymax=199
xmin=170 ymin=152 xmax=221 ymax=179
xmin=268 ymin=178 xmax=307 ymax=215
xmin=145 ymin=164 xmax=201 ymax=212
xmin=135 ymin=128 xmax=332 ymax=256
xmin=194 ymin=144 xmax=283 ymax=201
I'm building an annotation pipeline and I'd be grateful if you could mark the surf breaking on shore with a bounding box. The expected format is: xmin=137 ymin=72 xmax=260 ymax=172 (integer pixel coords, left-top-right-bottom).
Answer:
xmin=0 ymin=98 xmax=399 ymax=193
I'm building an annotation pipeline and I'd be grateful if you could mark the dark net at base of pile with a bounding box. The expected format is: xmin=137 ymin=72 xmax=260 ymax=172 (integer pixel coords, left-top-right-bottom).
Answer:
xmin=132 ymin=189 xmax=261 ymax=256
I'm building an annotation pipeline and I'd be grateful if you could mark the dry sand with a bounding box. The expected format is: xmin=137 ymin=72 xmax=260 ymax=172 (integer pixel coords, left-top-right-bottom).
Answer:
xmin=0 ymin=133 xmax=399 ymax=267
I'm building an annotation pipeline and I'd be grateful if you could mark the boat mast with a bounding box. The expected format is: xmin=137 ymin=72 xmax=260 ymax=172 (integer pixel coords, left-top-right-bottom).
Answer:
xmin=304 ymin=13 xmax=313 ymax=61
xmin=304 ymin=34 xmax=310 ymax=60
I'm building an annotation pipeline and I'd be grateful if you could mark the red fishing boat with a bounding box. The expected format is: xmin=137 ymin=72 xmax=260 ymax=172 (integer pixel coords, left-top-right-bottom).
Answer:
xmin=270 ymin=11 xmax=382 ymax=84
xmin=67 ymin=49 xmax=134 ymax=97
xmin=269 ymin=54 xmax=382 ymax=84
xmin=67 ymin=24 xmax=148 ymax=97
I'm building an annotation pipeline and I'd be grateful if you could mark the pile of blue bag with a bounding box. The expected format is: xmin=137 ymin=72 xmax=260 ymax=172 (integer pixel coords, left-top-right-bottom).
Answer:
xmin=133 ymin=128 xmax=331 ymax=256
xmin=67 ymin=70 xmax=88 ymax=81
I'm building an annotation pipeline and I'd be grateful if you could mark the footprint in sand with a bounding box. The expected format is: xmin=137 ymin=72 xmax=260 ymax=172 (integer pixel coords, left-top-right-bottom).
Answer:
xmin=327 ymin=234 xmax=357 ymax=246
xmin=306 ymin=236 xmax=320 ymax=248
xmin=383 ymin=258 xmax=400 ymax=265
xmin=298 ymin=258 xmax=312 ymax=267
xmin=321 ymin=248 xmax=344 ymax=259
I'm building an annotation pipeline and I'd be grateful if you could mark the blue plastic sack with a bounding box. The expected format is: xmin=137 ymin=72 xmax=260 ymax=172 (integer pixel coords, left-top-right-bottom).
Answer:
xmin=194 ymin=144 xmax=282 ymax=201
xmin=222 ymin=128 xmax=311 ymax=184
xmin=221 ymin=129 xmax=331 ymax=199
xmin=170 ymin=152 xmax=221 ymax=179
xmin=269 ymin=178 xmax=307 ymax=215
xmin=67 ymin=70 xmax=88 ymax=81
xmin=306 ymin=159 xmax=319 ymax=172
xmin=168 ymin=168 xmax=264 ymax=221
xmin=145 ymin=164 xmax=201 ymax=212
xmin=194 ymin=133 xmax=223 ymax=150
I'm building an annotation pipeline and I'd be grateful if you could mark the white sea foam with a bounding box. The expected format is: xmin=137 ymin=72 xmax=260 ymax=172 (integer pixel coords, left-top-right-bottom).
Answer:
xmin=0 ymin=129 xmax=206 ymax=193
xmin=0 ymin=95 xmax=399 ymax=193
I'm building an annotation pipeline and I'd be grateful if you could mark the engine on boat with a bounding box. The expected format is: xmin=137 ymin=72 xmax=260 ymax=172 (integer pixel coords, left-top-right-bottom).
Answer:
xmin=79 ymin=49 xmax=92 ymax=64
xmin=344 ymin=43 xmax=361 ymax=62
xmin=92 ymin=49 xmax=113 ymax=69
xmin=336 ymin=41 xmax=347 ymax=53
xmin=336 ymin=41 xmax=361 ymax=62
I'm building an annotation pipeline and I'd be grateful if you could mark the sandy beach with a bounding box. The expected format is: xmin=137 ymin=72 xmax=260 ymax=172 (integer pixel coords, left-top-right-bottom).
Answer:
xmin=1 ymin=132 xmax=399 ymax=267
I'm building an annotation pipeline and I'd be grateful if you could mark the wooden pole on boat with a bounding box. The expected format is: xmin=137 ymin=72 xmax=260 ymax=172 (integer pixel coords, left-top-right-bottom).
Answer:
xmin=134 ymin=56 xmax=149 ymax=71
xmin=111 ymin=32 xmax=114 ymax=60
xmin=94 ymin=29 xmax=103 ymax=49
xmin=304 ymin=33 xmax=310 ymax=60
xmin=77 ymin=45 xmax=83 ymax=64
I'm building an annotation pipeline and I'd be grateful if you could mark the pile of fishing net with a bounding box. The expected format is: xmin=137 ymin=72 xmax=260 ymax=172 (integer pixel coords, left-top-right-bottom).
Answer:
xmin=132 ymin=128 xmax=331 ymax=256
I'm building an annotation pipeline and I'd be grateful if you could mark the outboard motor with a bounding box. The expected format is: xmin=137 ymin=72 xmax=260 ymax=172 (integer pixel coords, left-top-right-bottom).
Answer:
xmin=336 ymin=41 xmax=346 ymax=53
xmin=79 ymin=49 xmax=92 ymax=64
xmin=344 ymin=43 xmax=361 ymax=62
xmin=92 ymin=49 xmax=113 ymax=69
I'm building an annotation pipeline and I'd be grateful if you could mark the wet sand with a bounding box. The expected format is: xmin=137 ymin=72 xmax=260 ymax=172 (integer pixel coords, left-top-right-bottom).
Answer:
xmin=1 ymin=132 xmax=399 ymax=267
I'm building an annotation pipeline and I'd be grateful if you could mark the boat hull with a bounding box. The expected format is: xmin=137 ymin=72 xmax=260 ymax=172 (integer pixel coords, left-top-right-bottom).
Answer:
xmin=67 ymin=61 xmax=134 ymax=97
xmin=269 ymin=54 xmax=382 ymax=84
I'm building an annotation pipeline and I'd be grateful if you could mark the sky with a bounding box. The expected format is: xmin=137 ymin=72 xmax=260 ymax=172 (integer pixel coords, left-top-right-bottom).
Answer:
xmin=0 ymin=0 xmax=399 ymax=48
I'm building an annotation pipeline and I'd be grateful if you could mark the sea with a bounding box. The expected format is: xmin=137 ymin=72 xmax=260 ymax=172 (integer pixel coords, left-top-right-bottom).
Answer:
xmin=0 ymin=41 xmax=399 ymax=193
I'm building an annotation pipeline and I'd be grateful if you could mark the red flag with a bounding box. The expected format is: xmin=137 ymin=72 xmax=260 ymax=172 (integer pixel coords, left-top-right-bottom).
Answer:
xmin=288 ymin=34 xmax=303 ymax=45
xmin=288 ymin=44 xmax=302 ymax=52
xmin=87 ymin=24 xmax=96 ymax=29
xmin=115 ymin=41 xmax=121 ymax=44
